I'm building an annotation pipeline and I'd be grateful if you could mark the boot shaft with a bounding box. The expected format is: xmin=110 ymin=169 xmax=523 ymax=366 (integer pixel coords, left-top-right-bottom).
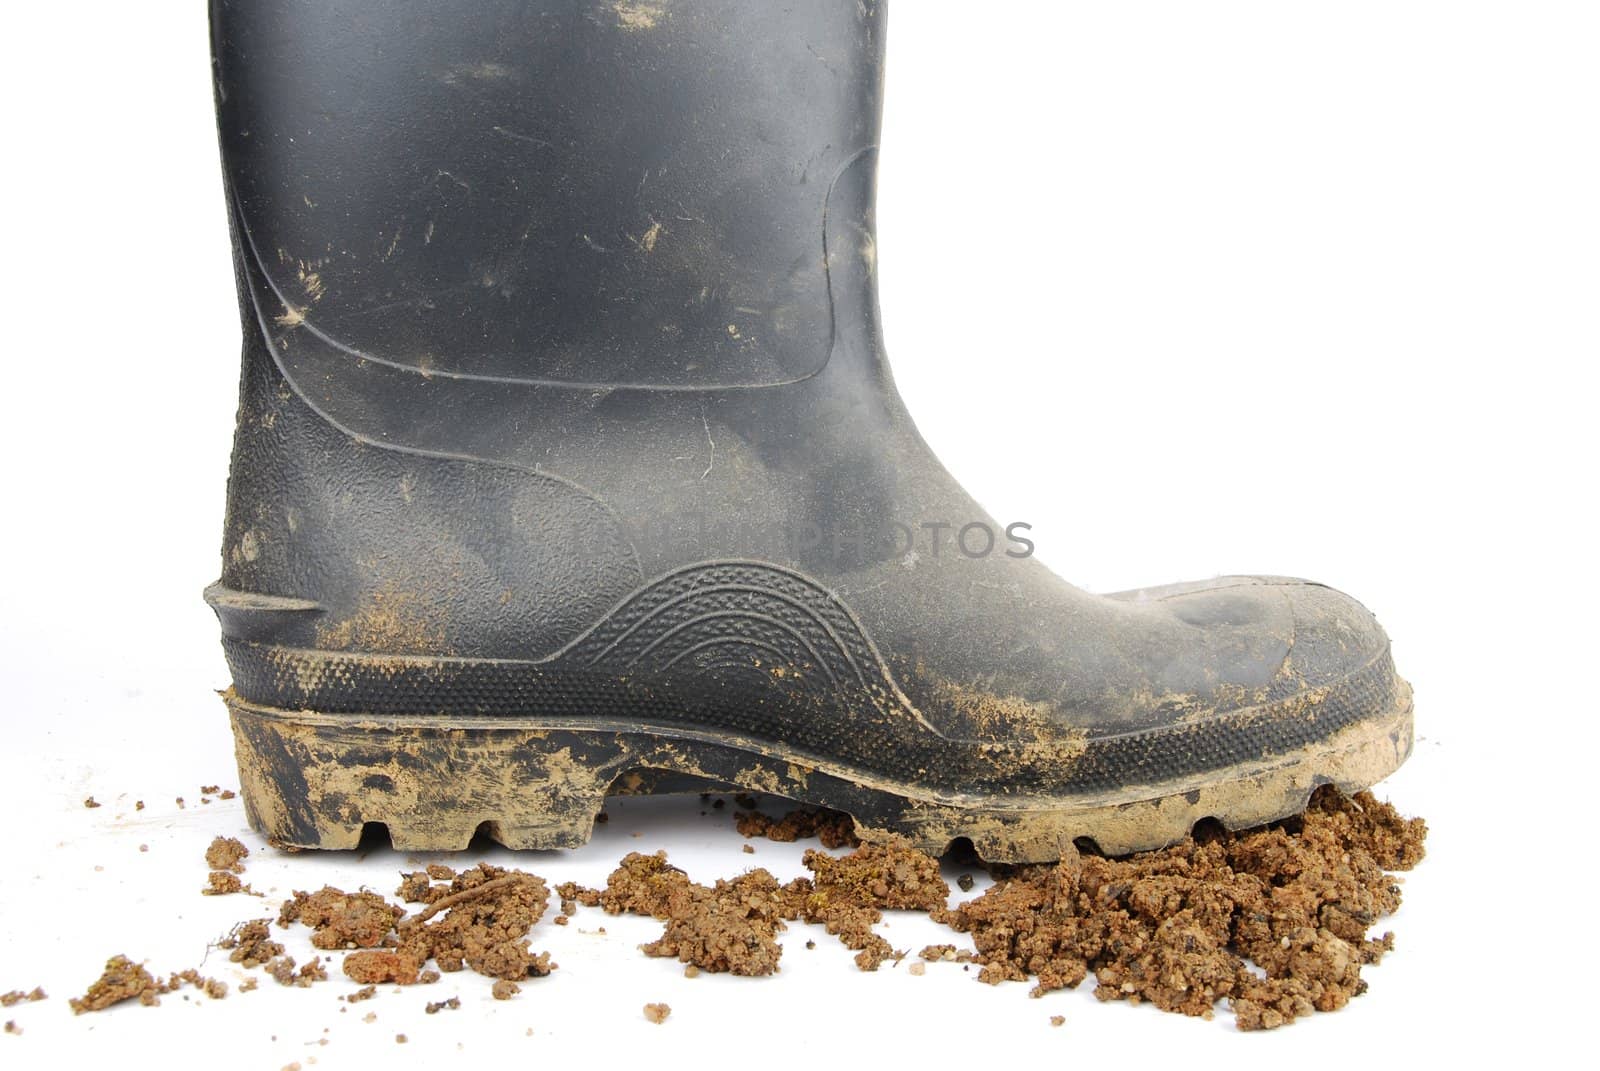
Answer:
xmin=211 ymin=0 xmax=886 ymax=391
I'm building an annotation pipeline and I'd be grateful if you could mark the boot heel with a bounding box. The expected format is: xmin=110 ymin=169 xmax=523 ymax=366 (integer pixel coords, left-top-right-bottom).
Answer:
xmin=224 ymin=692 xmax=627 ymax=851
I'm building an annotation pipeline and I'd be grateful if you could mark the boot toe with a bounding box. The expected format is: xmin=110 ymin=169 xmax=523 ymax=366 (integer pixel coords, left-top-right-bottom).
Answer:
xmin=1275 ymin=580 xmax=1393 ymax=690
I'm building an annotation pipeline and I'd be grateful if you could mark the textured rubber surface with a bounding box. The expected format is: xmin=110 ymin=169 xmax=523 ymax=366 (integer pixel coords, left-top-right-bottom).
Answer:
xmin=221 ymin=627 xmax=1404 ymax=799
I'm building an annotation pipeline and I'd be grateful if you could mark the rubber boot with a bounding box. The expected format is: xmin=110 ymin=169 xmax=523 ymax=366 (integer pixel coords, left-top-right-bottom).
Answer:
xmin=206 ymin=0 xmax=1412 ymax=862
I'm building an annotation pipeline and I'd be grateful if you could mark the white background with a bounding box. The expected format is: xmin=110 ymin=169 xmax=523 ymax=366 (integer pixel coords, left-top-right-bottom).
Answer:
xmin=0 ymin=1 xmax=1594 ymax=1066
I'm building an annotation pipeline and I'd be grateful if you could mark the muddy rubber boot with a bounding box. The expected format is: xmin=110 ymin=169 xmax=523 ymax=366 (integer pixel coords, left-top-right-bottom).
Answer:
xmin=206 ymin=0 xmax=1412 ymax=862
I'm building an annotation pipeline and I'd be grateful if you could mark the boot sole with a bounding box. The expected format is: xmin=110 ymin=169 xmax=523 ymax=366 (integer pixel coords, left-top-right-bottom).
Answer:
xmin=222 ymin=679 xmax=1412 ymax=862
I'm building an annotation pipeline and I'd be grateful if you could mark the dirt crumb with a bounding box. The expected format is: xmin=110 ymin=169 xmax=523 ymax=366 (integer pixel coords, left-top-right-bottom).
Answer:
xmin=643 ymin=1001 xmax=671 ymax=1024
xmin=166 ymin=969 xmax=229 ymax=1000
xmin=220 ymin=920 xmax=283 ymax=967
xmin=343 ymin=951 xmax=423 ymax=986
xmin=1050 ymin=1014 xmax=1065 ymax=1027
xmin=4 ymin=1021 xmax=17 ymax=1035
xmin=205 ymin=837 xmax=249 ymax=873
xmin=492 ymin=979 xmax=520 ymax=1000
xmin=919 ymin=944 xmax=974 ymax=963
xmin=83 ymin=797 xmax=101 ymax=809
xmin=424 ymin=996 xmax=460 ymax=1014
xmin=0 ymin=988 xmax=45 ymax=1007
xmin=346 ymin=985 xmax=377 ymax=1003
xmin=203 ymin=871 xmax=247 ymax=896
xmin=69 ymin=956 xmax=165 ymax=1013
xmin=265 ymin=956 xmax=328 ymax=988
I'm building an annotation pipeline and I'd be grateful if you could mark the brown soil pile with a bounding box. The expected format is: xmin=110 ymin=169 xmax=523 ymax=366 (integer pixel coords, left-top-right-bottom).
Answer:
xmin=792 ymin=838 xmax=950 ymax=970
xmin=205 ymin=837 xmax=249 ymax=872
xmin=573 ymin=836 xmax=949 ymax=974
xmin=330 ymin=863 xmax=557 ymax=989
xmin=392 ymin=863 xmax=556 ymax=982
xmin=937 ymin=787 xmax=1426 ymax=1029
xmin=68 ymin=957 xmax=229 ymax=1013
xmin=571 ymin=851 xmax=793 ymax=976
xmin=280 ymin=888 xmax=403 ymax=949
xmin=62 ymin=786 xmax=1421 ymax=1032
xmin=735 ymin=806 xmax=859 ymax=849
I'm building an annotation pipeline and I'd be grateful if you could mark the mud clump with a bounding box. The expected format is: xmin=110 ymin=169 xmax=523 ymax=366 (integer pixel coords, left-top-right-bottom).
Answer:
xmin=393 ymin=864 xmax=556 ymax=983
xmin=582 ymin=852 xmax=793 ymax=976
xmin=793 ymin=838 xmax=950 ymax=970
xmin=643 ymin=1001 xmax=671 ymax=1024
xmin=325 ymin=867 xmax=560 ymax=990
xmin=205 ymin=837 xmax=249 ymax=872
xmin=0 ymin=989 xmax=44 ymax=1007
xmin=584 ymin=838 xmax=948 ymax=975
xmin=735 ymin=806 xmax=860 ymax=849
xmin=940 ymin=788 xmax=1426 ymax=1029
xmin=280 ymin=887 xmax=403 ymax=950
xmin=342 ymin=951 xmax=427 ymax=986
xmin=68 ymin=957 xmax=229 ymax=1013
xmin=203 ymin=836 xmax=254 ymax=896
xmin=204 ymin=872 xmax=247 ymax=896
xmin=69 ymin=956 xmax=163 ymax=1012
xmin=266 ymin=957 xmax=329 ymax=988
xmin=219 ymin=920 xmax=283 ymax=967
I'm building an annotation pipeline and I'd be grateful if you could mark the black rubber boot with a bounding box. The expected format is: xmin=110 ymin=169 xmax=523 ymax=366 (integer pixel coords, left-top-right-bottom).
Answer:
xmin=206 ymin=0 xmax=1412 ymax=861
